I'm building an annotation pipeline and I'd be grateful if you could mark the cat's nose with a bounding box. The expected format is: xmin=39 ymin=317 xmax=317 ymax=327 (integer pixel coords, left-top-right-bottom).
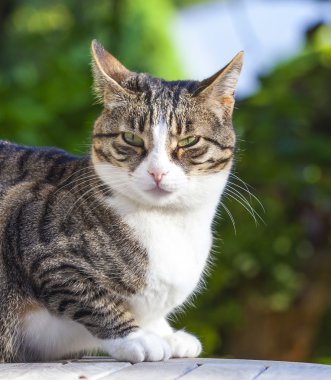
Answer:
xmin=148 ymin=170 xmax=168 ymax=184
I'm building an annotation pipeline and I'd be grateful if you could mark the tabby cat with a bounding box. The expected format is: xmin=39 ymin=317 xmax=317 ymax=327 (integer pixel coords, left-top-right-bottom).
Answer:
xmin=0 ymin=40 xmax=243 ymax=362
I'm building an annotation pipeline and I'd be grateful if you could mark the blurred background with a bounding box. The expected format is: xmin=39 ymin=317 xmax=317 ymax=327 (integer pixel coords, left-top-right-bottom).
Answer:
xmin=0 ymin=0 xmax=330 ymax=363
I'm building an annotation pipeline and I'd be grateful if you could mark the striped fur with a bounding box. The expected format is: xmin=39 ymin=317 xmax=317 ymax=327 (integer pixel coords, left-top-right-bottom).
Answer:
xmin=0 ymin=141 xmax=147 ymax=361
xmin=0 ymin=41 xmax=243 ymax=362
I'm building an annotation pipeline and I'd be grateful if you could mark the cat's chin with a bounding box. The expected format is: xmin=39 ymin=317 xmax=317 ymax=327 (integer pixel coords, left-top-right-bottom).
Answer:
xmin=139 ymin=188 xmax=178 ymax=207
xmin=124 ymin=185 xmax=185 ymax=209
xmin=145 ymin=187 xmax=173 ymax=196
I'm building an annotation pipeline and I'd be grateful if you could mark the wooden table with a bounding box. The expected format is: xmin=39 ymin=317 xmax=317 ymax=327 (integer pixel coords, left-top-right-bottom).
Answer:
xmin=1 ymin=357 xmax=331 ymax=379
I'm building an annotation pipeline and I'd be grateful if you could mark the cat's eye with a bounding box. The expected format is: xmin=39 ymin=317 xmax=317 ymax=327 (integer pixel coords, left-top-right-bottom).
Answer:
xmin=122 ymin=132 xmax=144 ymax=148
xmin=178 ymin=136 xmax=200 ymax=148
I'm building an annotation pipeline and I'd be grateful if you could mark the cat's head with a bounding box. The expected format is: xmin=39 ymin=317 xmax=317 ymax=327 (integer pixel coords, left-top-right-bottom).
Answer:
xmin=91 ymin=40 xmax=243 ymax=209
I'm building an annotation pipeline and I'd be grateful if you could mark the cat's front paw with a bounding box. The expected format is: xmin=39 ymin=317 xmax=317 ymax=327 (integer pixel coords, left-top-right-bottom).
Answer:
xmin=165 ymin=330 xmax=202 ymax=358
xmin=101 ymin=331 xmax=171 ymax=363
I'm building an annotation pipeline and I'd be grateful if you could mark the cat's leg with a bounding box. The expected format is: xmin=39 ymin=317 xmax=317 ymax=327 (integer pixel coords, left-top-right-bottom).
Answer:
xmin=34 ymin=277 xmax=171 ymax=362
xmin=23 ymin=303 xmax=171 ymax=363
xmin=142 ymin=318 xmax=202 ymax=358
xmin=0 ymin=290 xmax=24 ymax=362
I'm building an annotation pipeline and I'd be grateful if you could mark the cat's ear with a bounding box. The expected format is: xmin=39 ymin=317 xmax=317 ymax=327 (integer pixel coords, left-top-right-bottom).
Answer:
xmin=91 ymin=39 xmax=134 ymax=104
xmin=194 ymin=51 xmax=244 ymax=110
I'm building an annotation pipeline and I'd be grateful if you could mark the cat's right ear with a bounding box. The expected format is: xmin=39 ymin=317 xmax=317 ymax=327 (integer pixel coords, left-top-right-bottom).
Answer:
xmin=193 ymin=51 xmax=244 ymax=113
xmin=91 ymin=40 xmax=134 ymax=104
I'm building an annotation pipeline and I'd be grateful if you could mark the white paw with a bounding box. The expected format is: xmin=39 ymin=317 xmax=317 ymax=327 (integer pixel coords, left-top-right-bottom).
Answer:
xmin=165 ymin=330 xmax=202 ymax=358
xmin=101 ymin=331 xmax=171 ymax=363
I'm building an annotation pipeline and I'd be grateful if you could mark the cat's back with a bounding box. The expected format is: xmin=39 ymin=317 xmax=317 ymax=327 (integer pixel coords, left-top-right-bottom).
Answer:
xmin=0 ymin=140 xmax=83 ymax=186
xmin=0 ymin=141 xmax=87 ymax=231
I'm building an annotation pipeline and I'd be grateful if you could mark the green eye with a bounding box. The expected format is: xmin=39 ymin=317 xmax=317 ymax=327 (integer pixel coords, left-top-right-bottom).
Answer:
xmin=122 ymin=132 xmax=144 ymax=148
xmin=178 ymin=136 xmax=200 ymax=148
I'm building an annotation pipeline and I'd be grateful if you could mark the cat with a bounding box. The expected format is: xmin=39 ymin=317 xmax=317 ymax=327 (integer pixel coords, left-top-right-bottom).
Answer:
xmin=0 ymin=40 xmax=243 ymax=363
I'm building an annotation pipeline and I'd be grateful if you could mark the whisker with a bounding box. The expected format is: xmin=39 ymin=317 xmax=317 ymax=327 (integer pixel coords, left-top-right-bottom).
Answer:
xmin=75 ymin=188 xmax=108 ymax=215
xmin=226 ymin=186 xmax=261 ymax=217
xmin=53 ymin=174 xmax=101 ymax=196
xmin=225 ymin=190 xmax=258 ymax=225
xmin=227 ymin=180 xmax=265 ymax=212
xmin=52 ymin=164 xmax=96 ymax=190
xmin=224 ymin=189 xmax=264 ymax=226
xmin=64 ymin=183 xmax=109 ymax=218
xmin=229 ymin=172 xmax=254 ymax=191
xmin=219 ymin=201 xmax=237 ymax=234
xmin=227 ymin=186 xmax=265 ymax=223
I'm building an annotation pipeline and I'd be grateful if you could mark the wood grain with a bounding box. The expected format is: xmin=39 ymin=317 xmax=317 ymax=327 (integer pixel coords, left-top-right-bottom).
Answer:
xmin=0 ymin=362 xmax=130 ymax=380
xmin=98 ymin=362 xmax=197 ymax=380
xmin=256 ymin=363 xmax=331 ymax=379
xmin=1 ymin=357 xmax=331 ymax=380
xmin=179 ymin=363 xmax=267 ymax=380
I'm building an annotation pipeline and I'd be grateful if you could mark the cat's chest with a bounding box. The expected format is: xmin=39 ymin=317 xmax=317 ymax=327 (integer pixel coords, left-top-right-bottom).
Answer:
xmin=124 ymin=210 xmax=213 ymax=322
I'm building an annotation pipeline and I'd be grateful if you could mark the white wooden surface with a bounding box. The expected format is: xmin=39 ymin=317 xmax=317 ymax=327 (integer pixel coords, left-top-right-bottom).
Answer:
xmin=0 ymin=357 xmax=331 ymax=379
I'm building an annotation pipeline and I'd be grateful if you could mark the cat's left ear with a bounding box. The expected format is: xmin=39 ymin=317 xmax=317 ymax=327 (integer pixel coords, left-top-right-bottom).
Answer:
xmin=91 ymin=39 xmax=134 ymax=104
xmin=194 ymin=51 xmax=244 ymax=109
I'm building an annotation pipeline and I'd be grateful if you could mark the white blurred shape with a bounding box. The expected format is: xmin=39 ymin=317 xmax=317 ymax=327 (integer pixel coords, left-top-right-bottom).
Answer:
xmin=172 ymin=0 xmax=331 ymax=97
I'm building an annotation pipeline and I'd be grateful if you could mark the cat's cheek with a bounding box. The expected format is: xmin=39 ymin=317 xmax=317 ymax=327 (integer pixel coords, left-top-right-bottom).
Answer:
xmin=160 ymin=171 xmax=188 ymax=193
xmin=99 ymin=330 xmax=171 ymax=363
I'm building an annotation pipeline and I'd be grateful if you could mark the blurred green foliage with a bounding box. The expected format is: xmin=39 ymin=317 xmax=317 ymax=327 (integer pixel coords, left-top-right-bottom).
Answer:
xmin=0 ymin=0 xmax=330 ymax=362
xmin=0 ymin=0 xmax=181 ymax=152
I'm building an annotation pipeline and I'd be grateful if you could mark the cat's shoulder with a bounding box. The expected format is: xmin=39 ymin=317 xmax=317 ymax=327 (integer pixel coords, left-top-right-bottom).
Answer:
xmin=0 ymin=140 xmax=85 ymax=186
xmin=0 ymin=140 xmax=79 ymax=161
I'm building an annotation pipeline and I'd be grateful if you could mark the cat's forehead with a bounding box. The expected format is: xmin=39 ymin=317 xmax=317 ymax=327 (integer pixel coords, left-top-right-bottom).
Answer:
xmin=114 ymin=74 xmax=205 ymax=132
xmin=123 ymin=74 xmax=200 ymax=106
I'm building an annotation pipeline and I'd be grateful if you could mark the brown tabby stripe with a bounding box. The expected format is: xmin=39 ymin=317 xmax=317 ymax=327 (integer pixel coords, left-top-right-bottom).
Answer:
xmin=111 ymin=148 xmax=126 ymax=159
xmin=191 ymin=155 xmax=232 ymax=166
xmin=58 ymin=299 xmax=77 ymax=313
xmin=206 ymin=156 xmax=233 ymax=170
xmin=168 ymin=112 xmax=174 ymax=129
xmin=149 ymin=107 xmax=155 ymax=126
xmin=176 ymin=116 xmax=183 ymax=135
xmin=203 ymin=136 xmax=234 ymax=151
xmin=93 ymin=133 xmax=120 ymax=139
xmin=112 ymin=142 xmax=137 ymax=156
xmin=94 ymin=146 xmax=125 ymax=163
xmin=45 ymin=156 xmax=69 ymax=182
xmin=189 ymin=145 xmax=209 ymax=159
xmin=17 ymin=150 xmax=32 ymax=173
xmin=138 ymin=115 xmax=146 ymax=133
xmin=185 ymin=120 xmax=194 ymax=134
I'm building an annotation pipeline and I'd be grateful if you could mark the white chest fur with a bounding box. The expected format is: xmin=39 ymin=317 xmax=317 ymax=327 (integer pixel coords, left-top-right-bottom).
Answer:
xmin=109 ymin=196 xmax=218 ymax=327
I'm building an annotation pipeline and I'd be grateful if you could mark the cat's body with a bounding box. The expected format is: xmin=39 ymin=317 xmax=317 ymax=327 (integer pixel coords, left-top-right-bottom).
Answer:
xmin=0 ymin=41 xmax=243 ymax=362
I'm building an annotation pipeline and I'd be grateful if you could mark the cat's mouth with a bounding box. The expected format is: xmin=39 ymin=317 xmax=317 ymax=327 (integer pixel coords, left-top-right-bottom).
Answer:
xmin=146 ymin=186 xmax=172 ymax=196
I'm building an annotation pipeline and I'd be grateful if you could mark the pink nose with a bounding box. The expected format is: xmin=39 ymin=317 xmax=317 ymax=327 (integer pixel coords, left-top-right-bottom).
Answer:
xmin=148 ymin=170 xmax=168 ymax=184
